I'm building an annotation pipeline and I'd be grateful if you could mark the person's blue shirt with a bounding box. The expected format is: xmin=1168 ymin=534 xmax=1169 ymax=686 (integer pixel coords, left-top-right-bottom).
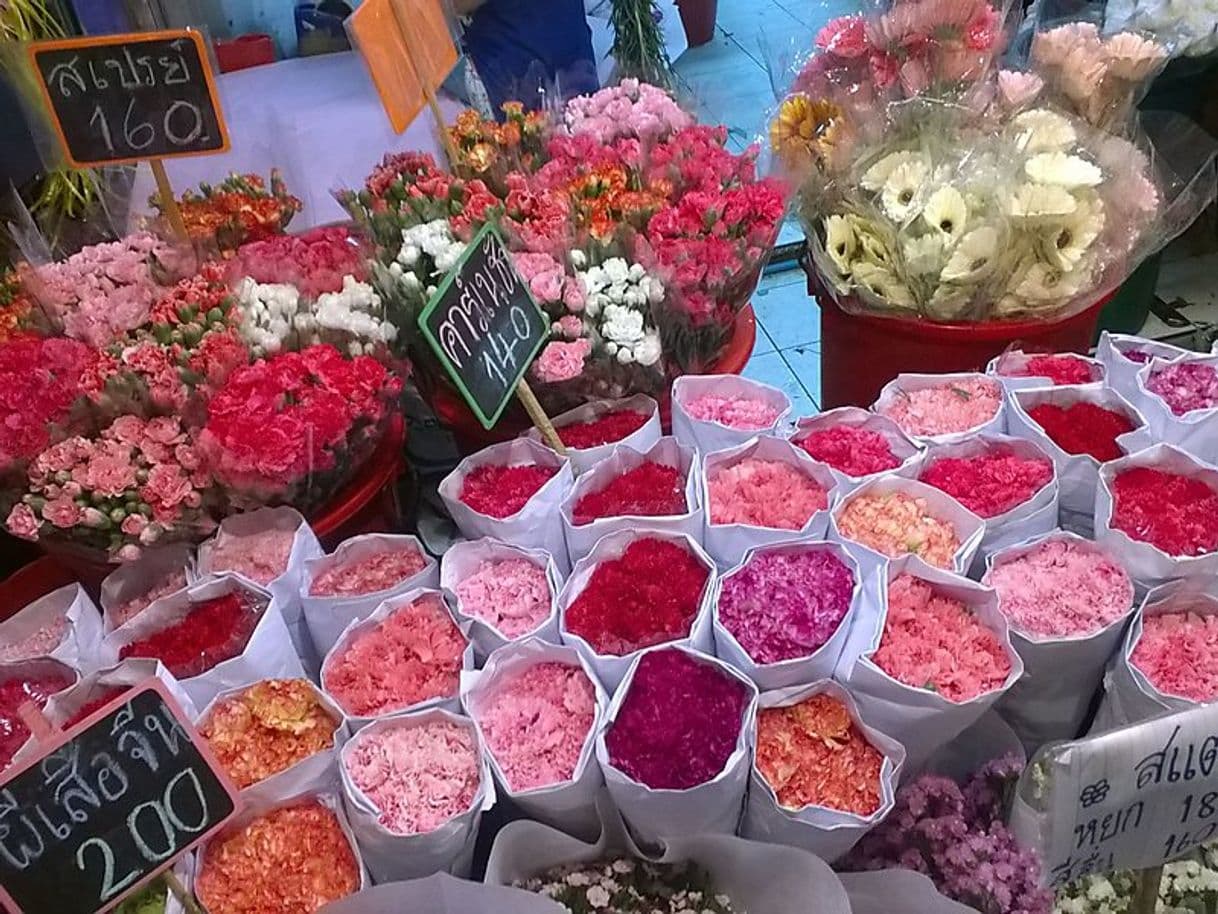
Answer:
xmin=461 ymin=0 xmax=599 ymax=115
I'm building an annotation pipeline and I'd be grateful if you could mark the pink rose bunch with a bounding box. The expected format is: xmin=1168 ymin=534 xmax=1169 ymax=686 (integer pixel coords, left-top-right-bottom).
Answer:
xmin=29 ymin=233 xmax=169 ymax=347
xmin=836 ymin=491 xmax=961 ymax=568
xmin=718 ymin=547 xmax=855 ymax=664
xmin=344 ymin=718 xmax=480 ymax=834
xmin=227 ymin=226 xmax=367 ymax=299
xmin=1146 ymin=362 xmax=1218 ymax=416
xmin=707 ymin=458 xmax=828 ymax=529
xmin=1131 ymin=609 xmax=1218 ymax=702
xmin=0 ymin=335 xmax=97 ymax=471
xmin=985 ymin=539 xmax=1133 ymax=638
xmin=561 ymin=79 xmax=694 ymax=144
xmin=878 ymin=378 xmax=1002 ymax=438
xmin=206 ymin=525 xmax=297 ymax=586
xmin=872 ymin=574 xmax=1011 ymax=702
xmin=6 ymin=415 xmax=214 ymax=559
xmin=199 ymin=344 xmax=401 ymax=506
xmin=684 ymin=394 xmax=783 ymax=429
xmin=324 ymin=593 xmax=467 ymax=718
xmin=474 ymin=661 xmax=597 ymax=791
xmin=309 ymin=544 xmax=429 ymax=597
xmin=454 ymin=558 xmax=552 ymax=638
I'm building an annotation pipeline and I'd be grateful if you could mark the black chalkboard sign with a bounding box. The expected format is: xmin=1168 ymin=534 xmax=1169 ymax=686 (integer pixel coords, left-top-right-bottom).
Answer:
xmin=0 ymin=679 xmax=240 ymax=914
xmin=28 ymin=30 xmax=230 ymax=168
xmin=418 ymin=223 xmax=551 ymax=428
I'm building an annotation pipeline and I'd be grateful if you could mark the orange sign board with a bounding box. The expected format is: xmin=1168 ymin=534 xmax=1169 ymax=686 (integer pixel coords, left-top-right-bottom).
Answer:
xmin=348 ymin=0 xmax=459 ymax=134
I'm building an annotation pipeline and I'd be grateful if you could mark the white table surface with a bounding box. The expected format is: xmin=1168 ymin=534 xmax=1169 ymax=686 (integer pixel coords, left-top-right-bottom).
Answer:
xmin=131 ymin=51 xmax=465 ymax=231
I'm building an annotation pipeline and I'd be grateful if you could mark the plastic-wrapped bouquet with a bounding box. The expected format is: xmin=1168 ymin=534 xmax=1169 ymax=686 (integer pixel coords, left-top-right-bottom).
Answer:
xmin=156 ymin=170 xmax=302 ymax=253
xmin=773 ymin=2 xmax=1215 ymax=323
xmin=341 ymin=80 xmax=785 ymax=411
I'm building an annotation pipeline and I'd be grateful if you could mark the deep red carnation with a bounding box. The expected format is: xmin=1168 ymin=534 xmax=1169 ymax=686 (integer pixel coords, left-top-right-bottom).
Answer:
xmin=565 ymin=539 xmax=709 ymax=655
xmin=459 ymin=463 xmax=557 ymax=518
xmin=572 ymin=461 xmax=686 ymax=525
xmin=1111 ymin=467 xmax=1218 ymax=556
xmin=605 ymin=648 xmax=748 ymax=790
xmin=558 ymin=410 xmax=649 ymax=450
xmin=119 ymin=591 xmax=263 ymax=678
xmin=920 ymin=450 xmax=1053 ymax=518
xmin=795 ymin=426 xmax=900 ymax=477
xmin=0 ymin=670 xmax=74 ymax=769
xmin=1009 ymin=354 xmax=1097 ymax=386
xmin=1027 ymin=402 xmax=1135 ymax=462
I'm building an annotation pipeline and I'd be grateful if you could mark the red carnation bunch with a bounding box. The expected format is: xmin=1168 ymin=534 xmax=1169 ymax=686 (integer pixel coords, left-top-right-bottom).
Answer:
xmin=1006 ymin=354 xmax=1097 ymax=386
xmin=921 ymin=449 xmax=1053 ymax=518
xmin=227 ymin=226 xmax=367 ymax=298
xmin=199 ymin=343 xmax=401 ymax=506
xmin=558 ymin=410 xmax=649 ymax=449
xmin=0 ymin=335 xmax=96 ymax=472
xmin=119 ymin=589 xmax=264 ymax=678
xmin=572 ymin=461 xmax=687 ymax=525
xmin=795 ymin=425 xmax=900 ymax=477
xmin=565 ymin=538 xmax=709 ymax=655
xmin=460 ymin=464 xmax=558 ymax=518
xmin=1111 ymin=467 xmax=1218 ymax=556
xmin=1027 ymin=402 xmax=1135 ymax=462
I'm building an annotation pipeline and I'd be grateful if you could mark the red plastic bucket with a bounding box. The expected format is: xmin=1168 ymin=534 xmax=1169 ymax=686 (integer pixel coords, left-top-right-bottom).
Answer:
xmin=0 ymin=557 xmax=78 ymax=622
xmin=812 ymin=279 xmax=1112 ymax=409
xmin=213 ymin=34 xmax=275 ymax=73
xmin=677 ymin=0 xmax=719 ymax=46
xmin=430 ymin=304 xmax=758 ymax=454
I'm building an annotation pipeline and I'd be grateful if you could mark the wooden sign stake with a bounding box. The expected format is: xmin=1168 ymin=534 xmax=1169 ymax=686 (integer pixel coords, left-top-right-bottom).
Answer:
xmin=387 ymin=0 xmax=461 ymax=167
xmin=163 ymin=870 xmax=204 ymax=914
xmin=150 ymin=160 xmax=190 ymax=244
xmin=516 ymin=379 xmax=567 ymax=454
xmin=1131 ymin=865 xmax=1162 ymax=914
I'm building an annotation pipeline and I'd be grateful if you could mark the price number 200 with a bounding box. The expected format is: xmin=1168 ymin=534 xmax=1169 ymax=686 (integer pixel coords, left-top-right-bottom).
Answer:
xmin=88 ymin=97 xmax=207 ymax=156
xmin=480 ymin=305 xmax=536 ymax=391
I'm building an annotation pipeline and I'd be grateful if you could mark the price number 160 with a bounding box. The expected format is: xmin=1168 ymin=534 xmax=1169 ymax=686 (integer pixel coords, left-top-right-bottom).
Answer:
xmin=89 ymin=97 xmax=207 ymax=155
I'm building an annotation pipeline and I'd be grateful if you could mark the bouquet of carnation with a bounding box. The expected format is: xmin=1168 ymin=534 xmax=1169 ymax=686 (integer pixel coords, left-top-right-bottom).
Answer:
xmin=0 ymin=269 xmax=32 ymax=344
xmin=773 ymin=1 xmax=1216 ymax=322
xmin=340 ymin=79 xmax=786 ymax=412
xmin=155 ymin=170 xmax=302 ymax=253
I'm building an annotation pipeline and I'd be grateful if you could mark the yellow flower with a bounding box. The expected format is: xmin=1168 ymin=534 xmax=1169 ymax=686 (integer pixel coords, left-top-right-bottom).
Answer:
xmin=464 ymin=142 xmax=497 ymax=172
xmin=770 ymin=94 xmax=842 ymax=170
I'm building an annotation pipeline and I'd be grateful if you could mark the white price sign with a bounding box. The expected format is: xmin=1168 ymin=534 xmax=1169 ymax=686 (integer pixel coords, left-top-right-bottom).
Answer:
xmin=1011 ymin=702 xmax=1218 ymax=887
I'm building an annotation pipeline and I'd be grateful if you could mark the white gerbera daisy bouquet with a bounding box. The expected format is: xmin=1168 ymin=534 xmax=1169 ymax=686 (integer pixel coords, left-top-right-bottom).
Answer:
xmin=771 ymin=1 xmax=1217 ymax=323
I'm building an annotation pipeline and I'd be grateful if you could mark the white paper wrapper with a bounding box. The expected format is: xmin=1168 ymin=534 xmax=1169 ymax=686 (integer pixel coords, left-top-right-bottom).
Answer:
xmin=38 ymin=657 xmax=195 ymax=729
xmin=560 ymin=436 xmax=703 ymax=566
xmin=193 ymin=789 xmax=368 ymax=913
xmin=301 ymin=534 xmax=439 ymax=660
xmin=1094 ymin=444 xmax=1218 ymax=590
xmin=595 ymin=645 xmax=759 ymax=843
xmin=525 ymin=394 xmax=662 ymax=476
xmin=839 ymin=556 xmax=1024 ymax=770
xmin=789 ymin=407 xmax=923 ymax=495
xmin=4 ymin=657 xmax=81 ymax=769
xmin=829 ymin=476 xmax=986 ymax=580
xmin=438 ymin=439 xmax=574 ymax=573
xmin=741 ymin=680 xmax=904 ymax=862
xmin=914 ymin=434 xmax=1060 ymax=572
xmin=839 ymin=869 xmax=984 ymax=914
xmin=338 ymin=707 xmax=494 ymax=882
xmin=195 ymin=678 xmax=347 ymax=806
xmin=699 ymin=436 xmax=838 ymax=569
xmin=1006 ymin=385 xmax=1149 ymax=516
xmin=917 ymin=709 xmax=1027 ymax=780
xmin=0 ymin=582 xmax=111 ymax=673
xmin=871 ymin=372 xmax=1006 ymax=446
xmin=197 ymin=507 xmax=323 ymax=674
xmin=557 ymin=529 xmax=716 ymax=692
xmin=319 ymin=588 xmax=475 ymax=730
xmin=670 ymin=374 xmax=792 ymax=455
xmin=981 ymin=531 xmax=1136 ymax=751
xmin=461 ymin=638 xmax=607 ymax=840
xmin=441 ymin=538 xmax=563 ymax=660
xmin=1092 ymin=578 xmax=1218 ymax=731
xmin=318 ymin=873 xmax=568 ymax=914
xmin=485 ymin=793 xmax=852 ymax=914
xmin=100 ymin=544 xmax=195 ymax=634
xmin=1096 ymin=331 xmax=1190 ymax=403
xmin=985 ymin=349 xmax=1105 ymax=393
xmin=712 ymin=540 xmax=861 ymax=692
xmin=1133 ymin=353 xmax=1218 ymax=462
xmin=102 ymin=574 xmax=304 ymax=710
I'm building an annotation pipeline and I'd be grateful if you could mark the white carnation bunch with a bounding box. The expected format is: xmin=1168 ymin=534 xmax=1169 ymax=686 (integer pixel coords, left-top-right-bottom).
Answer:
xmin=577 ymin=256 xmax=664 ymax=368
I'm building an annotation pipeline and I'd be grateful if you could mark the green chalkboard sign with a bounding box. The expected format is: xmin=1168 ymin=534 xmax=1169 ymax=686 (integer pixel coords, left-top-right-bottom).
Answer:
xmin=418 ymin=224 xmax=550 ymax=429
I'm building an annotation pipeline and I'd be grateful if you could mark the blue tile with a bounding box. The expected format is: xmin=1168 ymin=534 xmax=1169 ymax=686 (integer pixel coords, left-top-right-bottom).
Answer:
xmin=780 ymin=344 xmax=823 ymax=409
xmin=753 ymin=275 xmax=820 ymax=349
xmin=759 ymin=267 xmax=805 ymax=290
xmin=777 ymin=216 xmax=806 ymax=248
xmin=742 ymin=350 xmax=815 ymax=417
xmin=752 ymin=321 xmax=776 ymax=356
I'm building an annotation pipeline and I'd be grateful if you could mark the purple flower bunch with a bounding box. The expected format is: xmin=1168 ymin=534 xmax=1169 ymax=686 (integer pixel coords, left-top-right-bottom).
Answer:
xmin=844 ymin=755 xmax=1051 ymax=914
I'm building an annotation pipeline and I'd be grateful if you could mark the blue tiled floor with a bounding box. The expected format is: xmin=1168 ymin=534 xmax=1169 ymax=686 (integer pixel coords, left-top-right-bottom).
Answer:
xmin=672 ymin=0 xmax=845 ymax=415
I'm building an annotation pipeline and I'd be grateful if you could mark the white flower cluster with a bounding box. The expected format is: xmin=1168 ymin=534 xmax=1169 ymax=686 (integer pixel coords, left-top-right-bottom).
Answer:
xmin=387 ymin=219 xmax=467 ymax=303
xmin=235 ymin=274 xmax=396 ymax=358
xmin=1054 ymin=842 xmax=1218 ymax=914
xmin=1107 ymin=0 xmax=1218 ymax=57
xmin=577 ymin=256 xmax=664 ymax=368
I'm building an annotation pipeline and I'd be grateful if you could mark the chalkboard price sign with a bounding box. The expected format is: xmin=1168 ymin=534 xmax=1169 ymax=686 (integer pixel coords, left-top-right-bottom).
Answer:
xmin=0 ymin=678 xmax=240 ymax=914
xmin=28 ymin=30 xmax=230 ymax=168
xmin=418 ymin=223 xmax=551 ymax=429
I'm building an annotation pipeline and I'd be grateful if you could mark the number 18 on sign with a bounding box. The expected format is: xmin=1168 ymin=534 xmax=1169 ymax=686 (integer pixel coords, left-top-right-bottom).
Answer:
xmin=418 ymin=224 xmax=563 ymax=447
xmin=0 ymin=679 xmax=239 ymax=914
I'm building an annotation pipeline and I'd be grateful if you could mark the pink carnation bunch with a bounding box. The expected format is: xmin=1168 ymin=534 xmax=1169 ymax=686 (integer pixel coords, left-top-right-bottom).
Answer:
xmin=1131 ymin=609 xmax=1218 ymax=702
xmin=878 ymin=378 xmax=1002 ymax=438
xmin=228 ymin=226 xmax=367 ymax=299
xmin=109 ymin=568 xmax=188 ymax=628
xmin=206 ymin=525 xmax=297 ymax=585
xmin=836 ymin=491 xmax=961 ymax=568
xmin=561 ymin=79 xmax=694 ymax=144
xmin=684 ymin=394 xmax=782 ymax=429
xmin=454 ymin=558 xmax=552 ymax=638
xmin=0 ymin=617 xmax=69 ymax=662
xmin=1146 ymin=362 xmax=1218 ymax=416
xmin=310 ymin=544 xmax=429 ymax=597
xmin=707 ymin=457 xmax=828 ymax=529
